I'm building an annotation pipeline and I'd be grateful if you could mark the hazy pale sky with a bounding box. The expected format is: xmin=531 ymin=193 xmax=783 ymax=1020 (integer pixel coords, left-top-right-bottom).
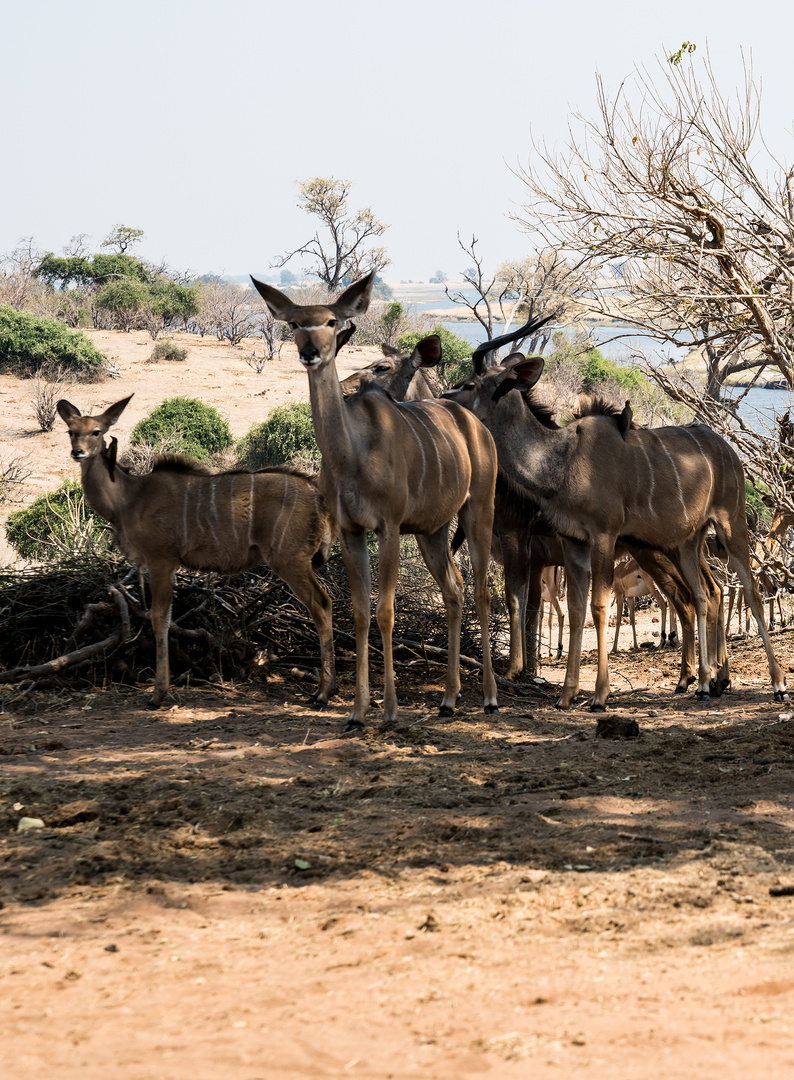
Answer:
xmin=3 ymin=0 xmax=793 ymax=281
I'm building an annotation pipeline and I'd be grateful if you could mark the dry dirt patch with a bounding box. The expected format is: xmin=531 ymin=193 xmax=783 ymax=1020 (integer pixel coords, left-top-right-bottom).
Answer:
xmin=2 ymin=633 xmax=794 ymax=1078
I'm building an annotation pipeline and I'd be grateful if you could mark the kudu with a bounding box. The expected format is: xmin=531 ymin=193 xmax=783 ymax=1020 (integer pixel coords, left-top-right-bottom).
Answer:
xmin=539 ymin=565 xmax=566 ymax=661
xmin=340 ymin=341 xmax=441 ymax=401
xmin=343 ymin=332 xmax=710 ymax=694
xmin=611 ymin=557 xmax=677 ymax=654
xmin=57 ymin=396 xmax=336 ymax=709
xmin=442 ymin=333 xmax=786 ymax=709
xmin=250 ymin=272 xmax=499 ymax=728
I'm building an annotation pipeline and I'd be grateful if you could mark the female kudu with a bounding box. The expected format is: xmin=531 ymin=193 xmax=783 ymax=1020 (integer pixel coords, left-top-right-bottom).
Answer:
xmin=443 ymin=349 xmax=786 ymax=708
xmin=250 ymin=272 xmax=499 ymax=729
xmin=58 ymin=395 xmax=336 ymax=709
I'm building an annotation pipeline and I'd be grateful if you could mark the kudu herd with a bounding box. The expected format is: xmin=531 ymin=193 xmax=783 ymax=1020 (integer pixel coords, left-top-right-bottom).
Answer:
xmin=59 ymin=270 xmax=788 ymax=724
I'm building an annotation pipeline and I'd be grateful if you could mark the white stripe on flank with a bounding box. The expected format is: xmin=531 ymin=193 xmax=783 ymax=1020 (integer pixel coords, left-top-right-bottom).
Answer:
xmin=409 ymin=407 xmax=445 ymax=485
xmin=653 ymin=432 xmax=689 ymax=522
xmin=229 ymin=475 xmax=240 ymax=550
xmin=681 ymin=427 xmax=714 ymax=513
xmin=183 ymin=478 xmax=191 ymax=546
xmin=637 ymin=441 xmax=656 ymax=515
xmin=248 ymin=474 xmax=255 ymax=546
xmin=275 ymin=475 xmax=296 ymax=554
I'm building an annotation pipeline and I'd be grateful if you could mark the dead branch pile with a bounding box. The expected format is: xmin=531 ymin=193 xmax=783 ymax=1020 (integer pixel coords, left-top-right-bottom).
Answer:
xmin=0 ymin=541 xmax=510 ymax=696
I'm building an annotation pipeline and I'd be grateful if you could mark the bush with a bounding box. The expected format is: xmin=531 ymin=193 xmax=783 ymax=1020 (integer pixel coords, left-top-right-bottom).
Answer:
xmin=149 ymin=338 xmax=188 ymax=363
xmin=0 ymin=305 xmax=107 ymax=380
xmin=5 ymin=480 xmax=110 ymax=561
xmin=130 ymin=398 xmax=233 ymax=462
xmin=578 ymin=348 xmax=645 ymax=393
xmin=237 ymin=401 xmax=318 ymax=469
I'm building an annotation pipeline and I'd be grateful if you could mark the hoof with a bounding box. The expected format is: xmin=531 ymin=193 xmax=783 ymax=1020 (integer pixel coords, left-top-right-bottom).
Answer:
xmin=708 ymin=678 xmax=724 ymax=698
xmin=146 ymin=700 xmax=162 ymax=712
xmin=674 ymin=684 xmax=687 ymax=694
xmin=589 ymin=702 xmax=607 ymax=713
xmin=343 ymin=719 xmax=365 ymax=733
xmin=308 ymin=696 xmax=329 ymax=709
xmin=695 ymin=689 xmax=710 ymax=702
xmin=774 ymin=689 xmax=790 ymax=702
xmin=438 ymin=705 xmax=455 ymax=718
xmin=484 ymin=703 xmax=499 ymax=715
xmin=719 ymin=678 xmax=732 ymax=694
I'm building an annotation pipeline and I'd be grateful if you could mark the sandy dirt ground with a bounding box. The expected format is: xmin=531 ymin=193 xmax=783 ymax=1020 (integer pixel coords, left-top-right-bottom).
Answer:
xmin=2 ymin=331 xmax=794 ymax=1078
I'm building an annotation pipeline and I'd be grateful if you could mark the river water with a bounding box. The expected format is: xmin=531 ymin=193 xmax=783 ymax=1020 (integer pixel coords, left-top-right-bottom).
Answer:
xmin=431 ymin=314 xmax=791 ymax=434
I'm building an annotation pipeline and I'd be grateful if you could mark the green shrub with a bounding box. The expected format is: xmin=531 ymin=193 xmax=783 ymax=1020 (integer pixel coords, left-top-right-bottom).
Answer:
xmin=0 ymin=305 xmax=107 ymax=380
xmin=5 ymin=480 xmax=110 ymax=561
xmin=130 ymin=397 xmax=232 ymax=462
xmin=578 ymin=348 xmax=645 ymax=393
xmin=237 ymin=401 xmax=318 ymax=469
xmin=397 ymin=324 xmax=472 ymax=368
xmin=149 ymin=338 xmax=188 ymax=363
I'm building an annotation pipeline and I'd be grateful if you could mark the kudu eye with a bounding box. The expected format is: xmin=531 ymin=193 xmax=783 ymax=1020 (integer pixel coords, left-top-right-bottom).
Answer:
xmin=288 ymin=322 xmax=297 ymax=331
xmin=327 ymin=318 xmax=337 ymax=328
xmin=93 ymin=429 xmax=101 ymax=436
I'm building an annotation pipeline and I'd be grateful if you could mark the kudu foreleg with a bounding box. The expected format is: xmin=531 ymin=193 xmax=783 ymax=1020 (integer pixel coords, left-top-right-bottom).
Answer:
xmin=375 ymin=528 xmax=401 ymax=722
xmin=339 ymin=531 xmax=372 ymax=728
xmin=590 ymin=545 xmax=616 ymax=711
xmin=557 ymin=541 xmax=589 ymax=710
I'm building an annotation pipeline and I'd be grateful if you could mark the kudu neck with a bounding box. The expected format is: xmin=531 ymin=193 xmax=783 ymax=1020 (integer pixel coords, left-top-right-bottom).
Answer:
xmin=305 ymin=358 xmax=359 ymax=471
xmin=79 ymin=445 xmax=134 ymax=524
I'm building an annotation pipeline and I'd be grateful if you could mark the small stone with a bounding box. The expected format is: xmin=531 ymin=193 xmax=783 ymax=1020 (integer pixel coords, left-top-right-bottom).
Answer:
xmin=17 ymin=817 xmax=45 ymax=832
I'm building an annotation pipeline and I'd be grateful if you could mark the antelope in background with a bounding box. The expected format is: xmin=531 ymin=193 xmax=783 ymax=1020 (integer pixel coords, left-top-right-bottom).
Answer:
xmin=611 ymin=557 xmax=677 ymax=654
xmin=340 ymin=341 xmax=441 ymax=400
xmin=539 ymin=565 xmax=566 ymax=661
xmin=442 ymin=341 xmax=786 ymax=708
xmin=251 ymin=272 xmax=499 ymax=729
xmin=57 ymin=396 xmax=336 ymax=710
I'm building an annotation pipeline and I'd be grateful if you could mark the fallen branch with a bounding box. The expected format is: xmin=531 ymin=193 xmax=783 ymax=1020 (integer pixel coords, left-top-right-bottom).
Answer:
xmin=0 ymin=586 xmax=129 ymax=683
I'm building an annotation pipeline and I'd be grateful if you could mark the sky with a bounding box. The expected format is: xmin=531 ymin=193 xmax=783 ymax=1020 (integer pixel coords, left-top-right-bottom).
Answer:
xmin=3 ymin=0 xmax=793 ymax=283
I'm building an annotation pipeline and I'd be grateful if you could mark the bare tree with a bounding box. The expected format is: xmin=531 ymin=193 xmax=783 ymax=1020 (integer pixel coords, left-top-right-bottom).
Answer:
xmin=444 ymin=236 xmax=585 ymax=358
xmin=0 ymin=238 xmax=45 ymax=310
xmin=195 ymin=281 xmax=254 ymax=346
xmin=516 ymin=46 xmax=794 ymax=399
xmin=275 ymin=177 xmax=389 ymax=289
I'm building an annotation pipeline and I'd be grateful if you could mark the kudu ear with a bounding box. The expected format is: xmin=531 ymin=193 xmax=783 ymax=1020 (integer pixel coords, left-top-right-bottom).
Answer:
xmin=334 ymin=272 xmax=376 ymax=318
xmin=491 ymin=355 xmax=545 ymax=402
xmin=57 ymin=399 xmax=81 ymax=424
xmin=250 ymin=277 xmax=295 ymax=321
xmin=334 ymin=324 xmax=356 ymax=356
xmin=381 ymin=343 xmax=400 ymax=357
xmin=101 ymin=395 xmax=134 ymax=428
xmin=412 ymin=335 xmax=443 ymax=369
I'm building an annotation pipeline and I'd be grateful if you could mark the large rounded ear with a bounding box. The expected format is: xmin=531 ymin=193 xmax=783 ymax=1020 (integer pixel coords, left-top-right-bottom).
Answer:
xmin=334 ymin=271 xmax=375 ymax=318
xmin=491 ymin=355 xmax=544 ymax=402
xmin=250 ymin=277 xmax=296 ymax=321
xmin=334 ymin=324 xmax=356 ymax=356
xmin=57 ymin=399 xmax=81 ymax=423
xmin=412 ymin=334 xmax=443 ymax=368
xmin=381 ymin=343 xmax=400 ymax=357
xmin=101 ymin=395 xmax=134 ymax=427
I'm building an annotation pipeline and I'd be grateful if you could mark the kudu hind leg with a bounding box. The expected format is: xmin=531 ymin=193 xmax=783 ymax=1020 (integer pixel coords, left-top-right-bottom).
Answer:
xmin=718 ymin=525 xmax=788 ymax=700
xmin=416 ymin=529 xmax=466 ymax=715
xmin=271 ymin=557 xmax=336 ymax=706
xmin=374 ymin=528 xmax=401 ymax=722
xmin=457 ymin=507 xmax=499 ymax=713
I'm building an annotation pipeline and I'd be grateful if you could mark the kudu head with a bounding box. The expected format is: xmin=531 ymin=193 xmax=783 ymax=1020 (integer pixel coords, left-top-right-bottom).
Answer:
xmin=250 ymin=272 xmax=376 ymax=368
xmin=57 ymin=395 xmax=134 ymax=477
xmin=340 ymin=335 xmax=443 ymax=398
xmin=441 ymin=315 xmax=552 ymax=418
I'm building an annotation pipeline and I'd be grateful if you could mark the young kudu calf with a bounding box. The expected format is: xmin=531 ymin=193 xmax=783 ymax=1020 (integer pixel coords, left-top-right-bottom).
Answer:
xmin=250 ymin=273 xmax=499 ymax=729
xmin=443 ymin=345 xmax=785 ymax=708
xmin=58 ymin=396 xmax=336 ymax=709
xmin=611 ymin=557 xmax=676 ymax=654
